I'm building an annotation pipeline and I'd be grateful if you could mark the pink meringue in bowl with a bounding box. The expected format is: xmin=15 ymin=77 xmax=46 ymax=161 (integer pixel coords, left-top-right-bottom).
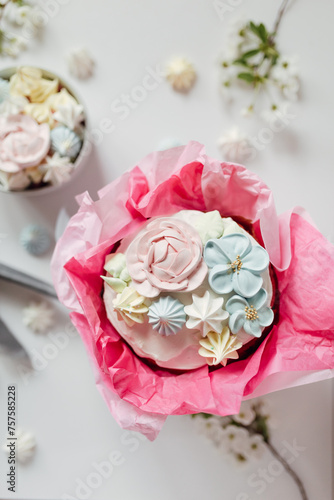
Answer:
xmin=0 ymin=114 xmax=50 ymax=173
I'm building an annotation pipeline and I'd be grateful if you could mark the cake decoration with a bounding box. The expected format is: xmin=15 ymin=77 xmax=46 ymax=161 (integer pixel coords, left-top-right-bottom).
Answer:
xmin=53 ymin=102 xmax=85 ymax=131
xmin=157 ymin=137 xmax=183 ymax=151
xmin=40 ymin=153 xmax=74 ymax=186
xmin=226 ymin=288 xmax=274 ymax=337
xmin=102 ymin=211 xmax=273 ymax=371
xmin=184 ymin=290 xmax=229 ymax=337
xmin=0 ymin=78 xmax=10 ymax=103
xmin=0 ymin=94 xmax=28 ymax=117
xmin=22 ymin=301 xmax=55 ymax=334
xmin=2 ymin=428 xmax=37 ymax=464
xmin=204 ymin=233 xmax=270 ymax=298
xmin=113 ymin=287 xmax=150 ymax=326
xmin=51 ymin=142 xmax=334 ymax=445
xmin=194 ymin=210 xmax=225 ymax=244
xmin=102 ymin=253 xmax=131 ymax=293
xmin=198 ymin=327 xmax=242 ymax=366
xmin=0 ymin=170 xmax=30 ymax=191
xmin=148 ymin=296 xmax=186 ymax=337
xmin=50 ymin=126 xmax=82 ymax=160
xmin=67 ymin=47 xmax=95 ymax=79
xmin=0 ymin=66 xmax=86 ymax=191
xmin=217 ymin=126 xmax=252 ymax=162
xmin=20 ymin=224 xmax=51 ymax=256
xmin=10 ymin=67 xmax=58 ymax=103
xmin=0 ymin=114 xmax=50 ymax=172
xmin=126 ymin=217 xmax=207 ymax=298
xmin=24 ymin=102 xmax=54 ymax=126
xmin=165 ymin=56 xmax=196 ymax=92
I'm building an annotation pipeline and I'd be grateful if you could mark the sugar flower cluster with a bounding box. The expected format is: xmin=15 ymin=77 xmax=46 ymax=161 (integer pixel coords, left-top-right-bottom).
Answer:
xmin=102 ymin=210 xmax=274 ymax=368
xmin=0 ymin=66 xmax=85 ymax=191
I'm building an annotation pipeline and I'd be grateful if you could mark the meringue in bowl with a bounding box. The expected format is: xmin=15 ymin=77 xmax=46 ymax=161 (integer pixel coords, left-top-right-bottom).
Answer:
xmin=0 ymin=66 xmax=89 ymax=195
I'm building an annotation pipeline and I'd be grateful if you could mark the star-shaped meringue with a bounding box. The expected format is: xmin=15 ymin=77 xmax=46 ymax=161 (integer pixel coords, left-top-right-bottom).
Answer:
xmin=184 ymin=290 xmax=229 ymax=337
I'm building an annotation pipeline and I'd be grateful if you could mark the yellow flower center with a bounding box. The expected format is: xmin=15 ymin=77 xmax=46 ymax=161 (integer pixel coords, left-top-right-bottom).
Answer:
xmin=230 ymin=255 xmax=243 ymax=274
xmin=245 ymin=305 xmax=259 ymax=321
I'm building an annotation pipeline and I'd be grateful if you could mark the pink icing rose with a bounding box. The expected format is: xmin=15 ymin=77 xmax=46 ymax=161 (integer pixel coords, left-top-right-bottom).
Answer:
xmin=126 ymin=217 xmax=207 ymax=298
xmin=0 ymin=114 xmax=50 ymax=173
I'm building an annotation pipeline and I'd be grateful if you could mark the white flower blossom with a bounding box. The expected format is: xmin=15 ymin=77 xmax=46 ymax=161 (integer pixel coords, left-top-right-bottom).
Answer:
xmin=219 ymin=424 xmax=249 ymax=454
xmin=244 ymin=434 xmax=267 ymax=459
xmin=232 ymin=401 xmax=256 ymax=425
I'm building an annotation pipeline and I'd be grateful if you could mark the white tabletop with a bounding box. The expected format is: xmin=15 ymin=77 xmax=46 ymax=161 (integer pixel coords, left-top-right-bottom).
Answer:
xmin=0 ymin=1 xmax=333 ymax=499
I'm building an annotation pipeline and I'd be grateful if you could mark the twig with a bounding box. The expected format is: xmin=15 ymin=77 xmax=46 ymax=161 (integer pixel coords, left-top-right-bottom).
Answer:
xmin=272 ymin=0 xmax=290 ymax=36
xmin=266 ymin=439 xmax=309 ymax=500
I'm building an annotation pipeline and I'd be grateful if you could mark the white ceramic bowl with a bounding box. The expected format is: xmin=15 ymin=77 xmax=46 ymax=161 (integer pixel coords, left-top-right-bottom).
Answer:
xmin=0 ymin=66 xmax=89 ymax=196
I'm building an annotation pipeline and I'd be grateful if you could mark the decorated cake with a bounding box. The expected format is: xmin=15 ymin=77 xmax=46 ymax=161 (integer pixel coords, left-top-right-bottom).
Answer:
xmin=52 ymin=142 xmax=334 ymax=440
xmin=102 ymin=210 xmax=274 ymax=371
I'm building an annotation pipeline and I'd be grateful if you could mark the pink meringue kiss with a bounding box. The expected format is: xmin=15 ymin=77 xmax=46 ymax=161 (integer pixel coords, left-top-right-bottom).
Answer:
xmin=0 ymin=114 xmax=50 ymax=173
xmin=126 ymin=217 xmax=208 ymax=298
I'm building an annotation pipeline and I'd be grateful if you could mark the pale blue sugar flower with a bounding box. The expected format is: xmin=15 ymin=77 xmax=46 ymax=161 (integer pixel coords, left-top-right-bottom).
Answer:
xmin=226 ymin=288 xmax=274 ymax=338
xmin=204 ymin=233 xmax=269 ymax=298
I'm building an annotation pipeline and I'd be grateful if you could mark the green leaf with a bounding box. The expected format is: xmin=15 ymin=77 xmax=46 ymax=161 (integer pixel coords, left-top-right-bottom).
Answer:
xmin=249 ymin=21 xmax=268 ymax=43
xmin=249 ymin=21 xmax=260 ymax=37
xmin=242 ymin=49 xmax=261 ymax=59
xmin=232 ymin=58 xmax=249 ymax=67
xmin=258 ymin=23 xmax=268 ymax=43
xmin=237 ymin=72 xmax=256 ymax=83
xmin=253 ymin=416 xmax=270 ymax=442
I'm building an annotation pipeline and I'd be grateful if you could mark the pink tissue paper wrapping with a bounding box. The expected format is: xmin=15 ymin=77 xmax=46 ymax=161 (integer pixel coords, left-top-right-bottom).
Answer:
xmin=51 ymin=141 xmax=334 ymax=440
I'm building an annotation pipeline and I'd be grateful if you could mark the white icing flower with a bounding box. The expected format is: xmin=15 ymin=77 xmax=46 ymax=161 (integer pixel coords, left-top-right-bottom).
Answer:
xmin=0 ymin=94 xmax=29 ymax=116
xmin=157 ymin=137 xmax=182 ymax=151
xmin=67 ymin=47 xmax=95 ymax=79
xmin=102 ymin=253 xmax=131 ymax=293
xmin=47 ymin=88 xmax=79 ymax=112
xmin=24 ymin=102 xmax=54 ymax=126
xmin=26 ymin=166 xmax=44 ymax=184
xmin=2 ymin=428 xmax=36 ymax=464
xmin=53 ymin=102 xmax=84 ymax=131
xmin=0 ymin=170 xmax=31 ymax=191
xmin=40 ymin=153 xmax=74 ymax=186
xmin=232 ymin=401 xmax=256 ymax=425
xmin=184 ymin=290 xmax=229 ymax=337
xmin=22 ymin=301 xmax=55 ymax=334
xmin=113 ymin=287 xmax=149 ymax=326
xmin=199 ymin=327 xmax=242 ymax=366
xmin=0 ymin=78 xmax=10 ymax=103
xmin=218 ymin=127 xmax=252 ymax=162
xmin=165 ymin=57 xmax=196 ymax=92
xmin=194 ymin=210 xmax=224 ymax=244
xmin=10 ymin=67 xmax=58 ymax=103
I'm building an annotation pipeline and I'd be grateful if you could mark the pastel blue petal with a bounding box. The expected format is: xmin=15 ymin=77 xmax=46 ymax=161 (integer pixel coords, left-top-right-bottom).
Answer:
xmin=258 ymin=307 xmax=274 ymax=327
xmin=244 ymin=319 xmax=262 ymax=338
xmin=248 ymin=288 xmax=267 ymax=310
xmin=219 ymin=233 xmax=251 ymax=261
xmin=204 ymin=239 xmax=230 ymax=268
xmin=229 ymin=311 xmax=246 ymax=334
xmin=233 ymin=269 xmax=262 ymax=298
xmin=209 ymin=266 xmax=234 ymax=294
xmin=242 ymin=246 xmax=269 ymax=273
xmin=226 ymin=294 xmax=248 ymax=314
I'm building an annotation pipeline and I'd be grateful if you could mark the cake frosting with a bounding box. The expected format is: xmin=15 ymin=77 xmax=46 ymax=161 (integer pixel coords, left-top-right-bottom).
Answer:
xmin=102 ymin=210 xmax=273 ymax=371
